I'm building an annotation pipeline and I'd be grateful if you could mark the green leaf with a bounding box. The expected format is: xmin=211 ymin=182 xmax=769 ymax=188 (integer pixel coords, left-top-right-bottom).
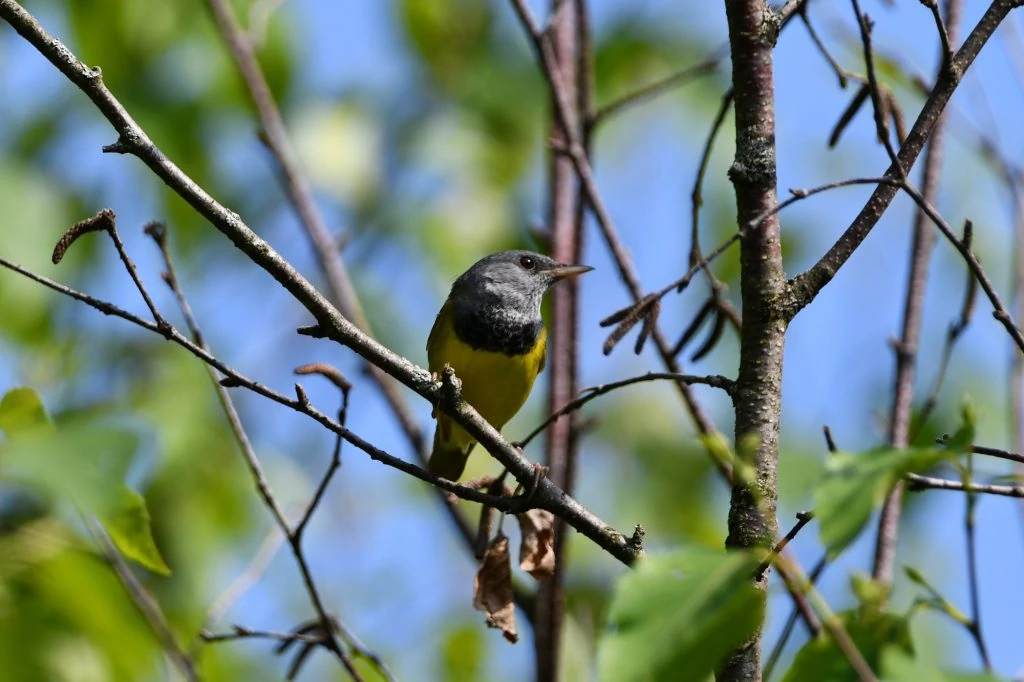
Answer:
xmin=850 ymin=572 xmax=890 ymax=613
xmin=598 ymin=547 xmax=763 ymax=682
xmin=0 ymin=387 xmax=51 ymax=437
xmin=942 ymin=399 xmax=977 ymax=453
xmin=103 ymin=488 xmax=171 ymax=576
xmin=783 ymin=610 xmax=912 ymax=682
xmin=0 ymin=417 xmax=137 ymax=516
xmin=881 ymin=649 xmax=1006 ymax=681
xmin=814 ymin=447 xmax=946 ymax=558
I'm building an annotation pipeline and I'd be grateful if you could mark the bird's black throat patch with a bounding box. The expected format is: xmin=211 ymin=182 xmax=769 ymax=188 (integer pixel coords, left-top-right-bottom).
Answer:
xmin=452 ymin=303 xmax=543 ymax=356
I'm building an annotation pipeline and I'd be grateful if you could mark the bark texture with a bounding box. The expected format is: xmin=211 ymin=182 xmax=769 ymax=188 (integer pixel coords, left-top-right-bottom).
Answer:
xmin=719 ymin=1 xmax=784 ymax=680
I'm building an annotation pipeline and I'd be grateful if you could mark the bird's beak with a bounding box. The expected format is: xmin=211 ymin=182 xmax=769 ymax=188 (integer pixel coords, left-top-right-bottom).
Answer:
xmin=548 ymin=264 xmax=594 ymax=281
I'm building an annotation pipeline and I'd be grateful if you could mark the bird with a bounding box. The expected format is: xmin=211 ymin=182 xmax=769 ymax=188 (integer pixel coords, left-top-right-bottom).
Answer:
xmin=426 ymin=250 xmax=593 ymax=480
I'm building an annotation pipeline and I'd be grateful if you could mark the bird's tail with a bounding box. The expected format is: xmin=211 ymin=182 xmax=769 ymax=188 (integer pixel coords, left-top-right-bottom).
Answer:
xmin=429 ymin=414 xmax=475 ymax=481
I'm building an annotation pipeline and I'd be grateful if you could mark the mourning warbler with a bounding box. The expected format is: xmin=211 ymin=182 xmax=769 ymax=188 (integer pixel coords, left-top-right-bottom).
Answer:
xmin=426 ymin=250 xmax=593 ymax=480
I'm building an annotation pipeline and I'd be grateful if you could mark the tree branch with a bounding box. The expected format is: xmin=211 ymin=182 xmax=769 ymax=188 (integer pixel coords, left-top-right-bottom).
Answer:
xmin=0 ymin=0 xmax=641 ymax=566
xmin=719 ymin=1 xmax=787 ymax=679
xmin=786 ymin=0 xmax=1022 ymax=317
xmin=519 ymin=372 xmax=735 ymax=449
xmin=907 ymin=473 xmax=1024 ymax=497
xmin=536 ymin=0 xmax=583 ymax=677
xmin=873 ymin=0 xmax=964 ymax=595
xmin=90 ymin=523 xmax=200 ymax=681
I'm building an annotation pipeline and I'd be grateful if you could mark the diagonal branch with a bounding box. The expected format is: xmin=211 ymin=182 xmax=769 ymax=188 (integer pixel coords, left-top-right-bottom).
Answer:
xmin=0 ymin=252 xmax=640 ymax=562
xmin=786 ymin=0 xmax=1023 ymax=318
xmin=0 ymin=0 xmax=640 ymax=565
xmin=89 ymin=522 xmax=200 ymax=681
xmin=519 ymin=372 xmax=735 ymax=450
xmin=200 ymin=0 xmax=494 ymax=585
xmin=202 ymin=0 xmax=426 ymax=460
xmin=148 ymin=227 xmax=383 ymax=680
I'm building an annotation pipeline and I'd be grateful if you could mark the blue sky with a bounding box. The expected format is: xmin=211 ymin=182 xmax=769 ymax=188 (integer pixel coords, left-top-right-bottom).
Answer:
xmin=3 ymin=0 xmax=1024 ymax=679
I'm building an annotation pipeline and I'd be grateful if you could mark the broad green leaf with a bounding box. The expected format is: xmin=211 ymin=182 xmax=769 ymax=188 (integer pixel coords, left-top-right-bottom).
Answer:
xmin=103 ymin=488 xmax=171 ymax=576
xmin=598 ymin=547 xmax=763 ymax=682
xmin=783 ymin=610 xmax=912 ymax=682
xmin=0 ymin=418 xmax=137 ymax=516
xmin=881 ymin=649 xmax=1006 ymax=682
xmin=0 ymin=387 xmax=51 ymax=436
xmin=814 ymin=447 xmax=946 ymax=558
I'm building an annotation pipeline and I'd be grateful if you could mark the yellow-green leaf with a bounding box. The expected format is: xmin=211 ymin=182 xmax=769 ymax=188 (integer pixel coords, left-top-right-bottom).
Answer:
xmin=104 ymin=488 xmax=171 ymax=576
xmin=814 ymin=447 xmax=945 ymax=558
xmin=598 ymin=547 xmax=763 ymax=682
xmin=0 ymin=387 xmax=51 ymax=437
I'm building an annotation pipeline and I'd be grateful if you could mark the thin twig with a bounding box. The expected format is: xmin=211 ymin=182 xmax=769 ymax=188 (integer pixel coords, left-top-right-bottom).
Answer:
xmin=773 ymin=552 xmax=878 ymax=682
xmin=971 ymin=444 xmax=1024 ymax=465
xmin=911 ymin=216 xmax=976 ymax=440
xmin=592 ymin=50 xmax=725 ymax=126
xmin=787 ymin=0 xmax=1020 ymax=317
xmin=921 ymin=0 xmax=955 ymax=68
xmin=748 ymin=177 xmax=901 ymax=230
xmin=850 ymin=0 xmax=904 ymax=175
xmin=801 ymin=2 xmax=850 ymax=88
xmin=755 ymin=511 xmax=814 ymax=579
xmin=292 ymin=365 xmax=352 ymax=541
xmin=145 ymin=229 xmax=375 ymax=680
xmin=763 ymin=556 xmax=828 ymax=680
xmin=907 ymin=473 xmax=1024 ymax=497
xmin=961 ymin=452 xmax=993 ymax=670
xmin=689 ymin=88 xmax=734 ymax=270
xmin=519 ymin=372 xmax=734 ymax=449
xmin=900 ymin=186 xmax=1024 ymax=353
xmin=0 ymin=0 xmax=640 ymax=566
xmin=201 ymin=627 xmax=326 ymax=645
xmin=90 ymin=522 xmax=199 ymax=681
xmin=0 ymin=255 xmax=637 ymax=565
xmin=535 ymin=2 xmax=584 ymax=678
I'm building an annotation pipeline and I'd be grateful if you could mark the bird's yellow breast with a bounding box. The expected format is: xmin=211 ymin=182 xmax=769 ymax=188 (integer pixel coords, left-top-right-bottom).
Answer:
xmin=427 ymin=304 xmax=547 ymax=431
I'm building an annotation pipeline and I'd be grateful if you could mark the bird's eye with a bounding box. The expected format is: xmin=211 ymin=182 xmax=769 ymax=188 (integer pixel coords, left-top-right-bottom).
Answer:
xmin=519 ymin=255 xmax=535 ymax=270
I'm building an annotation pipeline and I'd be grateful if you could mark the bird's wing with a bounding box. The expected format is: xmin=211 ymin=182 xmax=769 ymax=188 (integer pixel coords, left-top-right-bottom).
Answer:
xmin=426 ymin=298 xmax=453 ymax=373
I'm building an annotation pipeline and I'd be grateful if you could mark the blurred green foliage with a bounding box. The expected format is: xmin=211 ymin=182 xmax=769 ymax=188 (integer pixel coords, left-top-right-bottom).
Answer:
xmin=0 ymin=0 xmax=1010 ymax=680
xmin=597 ymin=547 xmax=763 ymax=682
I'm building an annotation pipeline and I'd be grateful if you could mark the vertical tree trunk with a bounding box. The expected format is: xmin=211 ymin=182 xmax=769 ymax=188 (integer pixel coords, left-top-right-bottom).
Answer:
xmin=719 ymin=1 xmax=784 ymax=680
xmin=535 ymin=1 xmax=581 ymax=680
xmin=873 ymin=0 xmax=963 ymax=589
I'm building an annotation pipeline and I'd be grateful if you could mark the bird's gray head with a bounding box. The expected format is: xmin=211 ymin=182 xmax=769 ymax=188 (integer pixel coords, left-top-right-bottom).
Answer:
xmin=451 ymin=250 xmax=593 ymax=320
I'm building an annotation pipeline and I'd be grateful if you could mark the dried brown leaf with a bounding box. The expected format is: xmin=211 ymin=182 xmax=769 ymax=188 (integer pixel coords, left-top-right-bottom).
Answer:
xmin=517 ymin=509 xmax=555 ymax=579
xmin=473 ymin=535 xmax=518 ymax=643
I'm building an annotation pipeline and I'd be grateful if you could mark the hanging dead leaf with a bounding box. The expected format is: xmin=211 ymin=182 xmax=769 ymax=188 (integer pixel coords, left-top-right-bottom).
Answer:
xmin=517 ymin=509 xmax=555 ymax=579
xmin=473 ymin=535 xmax=518 ymax=643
